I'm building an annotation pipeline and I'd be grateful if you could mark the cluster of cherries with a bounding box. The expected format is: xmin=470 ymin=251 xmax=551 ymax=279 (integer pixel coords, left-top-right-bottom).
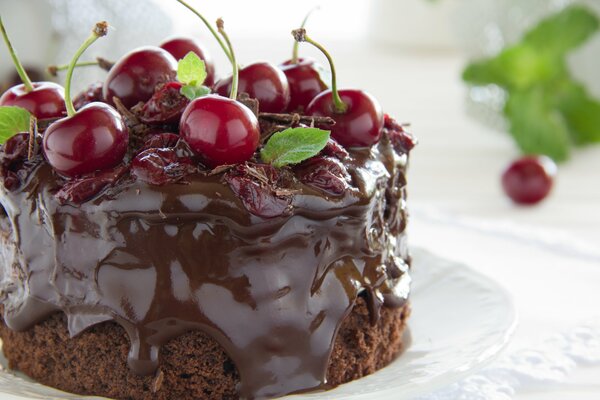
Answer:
xmin=0 ymin=2 xmax=386 ymax=188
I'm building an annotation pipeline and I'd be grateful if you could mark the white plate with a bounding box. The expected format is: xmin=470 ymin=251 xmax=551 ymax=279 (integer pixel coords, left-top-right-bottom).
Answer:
xmin=0 ymin=249 xmax=517 ymax=400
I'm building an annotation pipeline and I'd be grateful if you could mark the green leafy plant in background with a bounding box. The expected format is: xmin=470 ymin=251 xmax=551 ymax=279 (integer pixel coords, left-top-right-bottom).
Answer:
xmin=463 ymin=5 xmax=600 ymax=162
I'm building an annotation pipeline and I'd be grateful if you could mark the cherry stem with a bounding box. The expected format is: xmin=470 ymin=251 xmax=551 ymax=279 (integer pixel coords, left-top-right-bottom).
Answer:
xmin=292 ymin=29 xmax=347 ymax=114
xmin=291 ymin=7 xmax=319 ymax=64
xmin=0 ymin=16 xmax=34 ymax=92
xmin=174 ymin=0 xmax=233 ymax=63
xmin=64 ymin=22 xmax=109 ymax=117
xmin=48 ymin=57 xmax=114 ymax=77
xmin=217 ymin=19 xmax=238 ymax=100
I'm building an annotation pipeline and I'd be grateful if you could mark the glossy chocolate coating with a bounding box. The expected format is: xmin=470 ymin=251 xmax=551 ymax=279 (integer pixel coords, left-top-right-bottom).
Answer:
xmin=0 ymin=130 xmax=411 ymax=399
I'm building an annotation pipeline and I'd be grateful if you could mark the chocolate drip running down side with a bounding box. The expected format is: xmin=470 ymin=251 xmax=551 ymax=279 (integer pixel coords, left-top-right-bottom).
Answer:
xmin=0 ymin=130 xmax=412 ymax=399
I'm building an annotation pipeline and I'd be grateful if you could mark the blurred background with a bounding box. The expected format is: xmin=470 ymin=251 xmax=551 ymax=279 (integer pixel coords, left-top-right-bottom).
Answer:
xmin=0 ymin=0 xmax=599 ymax=244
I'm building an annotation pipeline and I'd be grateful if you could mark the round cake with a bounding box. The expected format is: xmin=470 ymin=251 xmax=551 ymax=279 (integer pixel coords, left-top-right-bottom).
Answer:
xmin=0 ymin=11 xmax=416 ymax=400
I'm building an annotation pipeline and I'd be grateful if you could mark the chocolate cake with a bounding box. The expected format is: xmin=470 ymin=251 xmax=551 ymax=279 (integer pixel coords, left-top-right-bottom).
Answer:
xmin=0 ymin=12 xmax=417 ymax=400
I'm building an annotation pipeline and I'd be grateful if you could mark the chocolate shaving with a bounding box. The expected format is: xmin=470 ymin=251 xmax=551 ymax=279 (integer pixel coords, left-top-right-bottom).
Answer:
xmin=259 ymin=113 xmax=335 ymax=126
xmin=28 ymin=116 xmax=37 ymax=161
xmin=238 ymin=93 xmax=259 ymax=117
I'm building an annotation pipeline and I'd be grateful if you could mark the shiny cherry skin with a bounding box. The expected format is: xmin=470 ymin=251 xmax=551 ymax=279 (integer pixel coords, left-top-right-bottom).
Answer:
xmin=214 ymin=62 xmax=290 ymax=113
xmin=160 ymin=37 xmax=216 ymax=86
xmin=179 ymin=95 xmax=260 ymax=167
xmin=502 ymin=156 xmax=556 ymax=205
xmin=103 ymin=46 xmax=177 ymax=109
xmin=43 ymin=102 xmax=129 ymax=177
xmin=0 ymin=82 xmax=66 ymax=119
xmin=279 ymin=57 xmax=327 ymax=112
xmin=306 ymin=89 xmax=384 ymax=148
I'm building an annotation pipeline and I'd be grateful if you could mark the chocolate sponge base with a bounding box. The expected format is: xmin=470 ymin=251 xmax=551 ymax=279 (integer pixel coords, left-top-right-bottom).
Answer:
xmin=0 ymin=298 xmax=410 ymax=400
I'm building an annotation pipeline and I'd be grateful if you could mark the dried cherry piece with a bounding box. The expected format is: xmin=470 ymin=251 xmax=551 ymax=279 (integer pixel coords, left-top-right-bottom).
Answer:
xmin=55 ymin=164 xmax=128 ymax=204
xmin=384 ymin=114 xmax=416 ymax=154
xmin=140 ymin=133 xmax=180 ymax=152
xmin=73 ymin=82 xmax=104 ymax=110
xmin=132 ymin=147 xmax=197 ymax=186
xmin=0 ymin=133 xmax=41 ymax=191
xmin=138 ymin=82 xmax=189 ymax=125
xmin=296 ymin=156 xmax=351 ymax=196
xmin=225 ymin=163 xmax=292 ymax=218
xmin=321 ymin=138 xmax=349 ymax=160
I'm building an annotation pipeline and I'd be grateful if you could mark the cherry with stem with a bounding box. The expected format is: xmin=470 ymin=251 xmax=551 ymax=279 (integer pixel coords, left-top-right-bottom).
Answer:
xmin=280 ymin=8 xmax=327 ymax=112
xmin=43 ymin=22 xmax=129 ymax=178
xmin=0 ymin=16 xmax=66 ymax=119
xmin=180 ymin=17 xmax=259 ymax=167
xmin=293 ymin=29 xmax=384 ymax=148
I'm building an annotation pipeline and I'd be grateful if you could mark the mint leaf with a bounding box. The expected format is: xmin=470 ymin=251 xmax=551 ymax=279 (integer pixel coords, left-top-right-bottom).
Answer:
xmin=463 ymin=45 xmax=561 ymax=90
xmin=180 ymin=85 xmax=211 ymax=101
xmin=504 ymin=89 xmax=570 ymax=162
xmin=523 ymin=5 xmax=599 ymax=57
xmin=554 ymin=81 xmax=600 ymax=145
xmin=261 ymin=127 xmax=330 ymax=168
xmin=177 ymin=52 xmax=207 ymax=87
xmin=0 ymin=106 xmax=31 ymax=144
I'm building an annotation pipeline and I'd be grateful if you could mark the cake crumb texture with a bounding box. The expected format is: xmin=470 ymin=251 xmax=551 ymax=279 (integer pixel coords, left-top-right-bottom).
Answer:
xmin=0 ymin=298 xmax=410 ymax=400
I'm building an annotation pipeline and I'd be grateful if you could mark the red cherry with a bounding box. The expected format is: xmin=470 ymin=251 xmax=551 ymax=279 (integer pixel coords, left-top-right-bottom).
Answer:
xmin=0 ymin=82 xmax=66 ymax=119
xmin=103 ymin=46 xmax=177 ymax=109
xmin=43 ymin=103 xmax=129 ymax=177
xmin=214 ymin=62 xmax=290 ymax=113
xmin=279 ymin=57 xmax=327 ymax=112
xmin=179 ymin=95 xmax=260 ymax=167
xmin=307 ymin=89 xmax=383 ymax=147
xmin=160 ymin=37 xmax=216 ymax=87
xmin=502 ymin=156 xmax=556 ymax=205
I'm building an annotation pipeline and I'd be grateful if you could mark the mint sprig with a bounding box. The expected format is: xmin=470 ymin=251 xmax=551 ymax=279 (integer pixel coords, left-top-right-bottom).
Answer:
xmin=0 ymin=106 xmax=31 ymax=144
xmin=177 ymin=52 xmax=210 ymax=100
xmin=462 ymin=5 xmax=600 ymax=162
xmin=261 ymin=127 xmax=330 ymax=167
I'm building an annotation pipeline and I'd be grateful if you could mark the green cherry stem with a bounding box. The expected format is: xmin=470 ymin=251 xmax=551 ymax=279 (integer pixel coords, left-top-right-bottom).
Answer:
xmin=64 ymin=22 xmax=109 ymax=117
xmin=0 ymin=15 xmax=34 ymax=92
xmin=291 ymin=7 xmax=319 ymax=64
xmin=217 ymin=19 xmax=238 ymax=100
xmin=47 ymin=57 xmax=114 ymax=77
xmin=292 ymin=28 xmax=347 ymax=114
xmin=174 ymin=0 xmax=233 ymax=63
xmin=48 ymin=61 xmax=100 ymax=77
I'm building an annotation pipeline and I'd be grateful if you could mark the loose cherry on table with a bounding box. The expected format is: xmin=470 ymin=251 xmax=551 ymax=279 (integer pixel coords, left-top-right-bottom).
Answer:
xmin=179 ymin=18 xmax=259 ymax=167
xmin=43 ymin=22 xmax=129 ymax=178
xmin=103 ymin=46 xmax=177 ymax=109
xmin=160 ymin=37 xmax=216 ymax=86
xmin=279 ymin=57 xmax=327 ymax=112
xmin=293 ymin=29 xmax=384 ymax=148
xmin=214 ymin=62 xmax=291 ymax=113
xmin=501 ymin=156 xmax=556 ymax=205
xmin=0 ymin=16 xmax=66 ymax=119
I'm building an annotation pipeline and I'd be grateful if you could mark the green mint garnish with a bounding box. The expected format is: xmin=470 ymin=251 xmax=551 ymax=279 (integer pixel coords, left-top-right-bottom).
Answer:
xmin=177 ymin=51 xmax=211 ymax=100
xmin=261 ymin=127 xmax=330 ymax=168
xmin=462 ymin=5 xmax=600 ymax=162
xmin=0 ymin=106 xmax=31 ymax=144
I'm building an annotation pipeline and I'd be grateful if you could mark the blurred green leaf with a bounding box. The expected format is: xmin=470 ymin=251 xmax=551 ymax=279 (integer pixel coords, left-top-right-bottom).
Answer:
xmin=504 ymin=89 xmax=571 ymax=162
xmin=554 ymin=81 xmax=600 ymax=145
xmin=462 ymin=5 xmax=600 ymax=162
xmin=523 ymin=5 xmax=599 ymax=56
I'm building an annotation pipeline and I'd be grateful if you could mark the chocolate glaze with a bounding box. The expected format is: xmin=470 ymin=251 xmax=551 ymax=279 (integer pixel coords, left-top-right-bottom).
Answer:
xmin=0 ymin=128 xmax=412 ymax=399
